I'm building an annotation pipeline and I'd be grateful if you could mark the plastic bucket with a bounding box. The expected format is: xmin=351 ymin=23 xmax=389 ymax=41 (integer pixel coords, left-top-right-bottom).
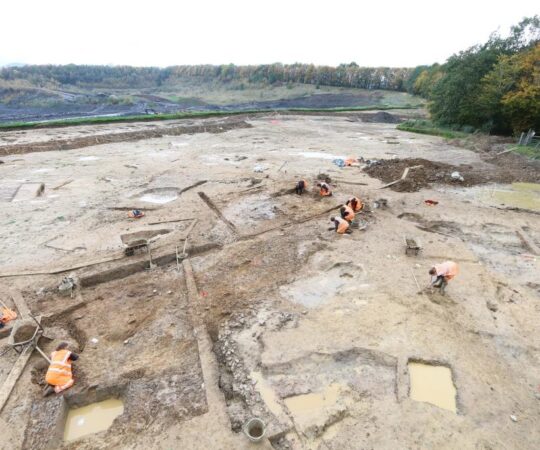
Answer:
xmin=243 ymin=417 xmax=266 ymax=443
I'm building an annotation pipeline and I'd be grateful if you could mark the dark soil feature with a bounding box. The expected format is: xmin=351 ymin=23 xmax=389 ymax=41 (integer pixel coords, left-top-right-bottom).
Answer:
xmin=360 ymin=111 xmax=403 ymax=124
xmin=364 ymin=157 xmax=540 ymax=192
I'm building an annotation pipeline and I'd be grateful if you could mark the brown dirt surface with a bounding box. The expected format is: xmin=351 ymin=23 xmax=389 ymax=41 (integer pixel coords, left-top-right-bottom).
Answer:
xmin=364 ymin=157 xmax=540 ymax=192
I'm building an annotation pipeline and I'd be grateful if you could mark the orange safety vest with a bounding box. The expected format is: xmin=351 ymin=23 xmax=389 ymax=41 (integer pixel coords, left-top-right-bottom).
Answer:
xmin=341 ymin=205 xmax=355 ymax=223
xmin=0 ymin=308 xmax=17 ymax=324
xmin=434 ymin=261 xmax=459 ymax=281
xmin=347 ymin=197 xmax=363 ymax=212
xmin=319 ymin=183 xmax=331 ymax=196
xmin=345 ymin=158 xmax=356 ymax=166
xmin=45 ymin=350 xmax=73 ymax=387
xmin=334 ymin=216 xmax=349 ymax=234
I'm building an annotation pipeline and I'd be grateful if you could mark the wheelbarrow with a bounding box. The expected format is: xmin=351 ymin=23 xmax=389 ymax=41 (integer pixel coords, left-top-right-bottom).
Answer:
xmin=8 ymin=315 xmax=51 ymax=363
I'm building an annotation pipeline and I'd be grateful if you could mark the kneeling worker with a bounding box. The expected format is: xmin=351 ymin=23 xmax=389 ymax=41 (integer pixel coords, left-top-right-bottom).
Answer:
xmin=429 ymin=261 xmax=459 ymax=294
xmin=295 ymin=179 xmax=308 ymax=195
xmin=340 ymin=204 xmax=355 ymax=223
xmin=44 ymin=342 xmax=79 ymax=396
xmin=330 ymin=216 xmax=351 ymax=234
xmin=317 ymin=182 xmax=332 ymax=197
xmin=346 ymin=196 xmax=363 ymax=212
xmin=0 ymin=307 xmax=17 ymax=329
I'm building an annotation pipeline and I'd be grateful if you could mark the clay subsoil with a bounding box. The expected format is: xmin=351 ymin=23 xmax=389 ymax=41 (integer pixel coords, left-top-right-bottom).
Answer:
xmin=0 ymin=111 xmax=539 ymax=450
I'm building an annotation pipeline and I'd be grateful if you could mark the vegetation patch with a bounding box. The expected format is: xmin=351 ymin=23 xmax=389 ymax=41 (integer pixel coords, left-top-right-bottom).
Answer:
xmin=397 ymin=119 xmax=470 ymax=139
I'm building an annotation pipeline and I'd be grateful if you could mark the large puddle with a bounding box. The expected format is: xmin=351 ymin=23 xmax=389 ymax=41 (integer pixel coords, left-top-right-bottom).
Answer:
xmin=408 ymin=362 xmax=457 ymax=413
xmin=64 ymin=399 xmax=124 ymax=442
xmin=475 ymin=182 xmax=540 ymax=211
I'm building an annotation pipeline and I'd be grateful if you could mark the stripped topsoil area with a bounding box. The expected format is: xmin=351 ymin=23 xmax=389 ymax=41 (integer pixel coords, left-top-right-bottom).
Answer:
xmin=364 ymin=156 xmax=540 ymax=192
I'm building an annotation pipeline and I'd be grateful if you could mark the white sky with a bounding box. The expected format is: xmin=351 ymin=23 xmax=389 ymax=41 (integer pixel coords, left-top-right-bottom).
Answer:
xmin=1 ymin=0 xmax=537 ymax=67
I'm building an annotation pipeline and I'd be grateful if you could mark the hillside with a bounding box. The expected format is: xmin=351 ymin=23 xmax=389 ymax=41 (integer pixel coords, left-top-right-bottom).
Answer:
xmin=0 ymin=64 xmax=422 ymax=123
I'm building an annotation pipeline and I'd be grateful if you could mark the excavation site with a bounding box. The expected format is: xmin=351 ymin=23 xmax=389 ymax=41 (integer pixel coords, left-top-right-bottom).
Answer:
xmin=0 ymin=111 xmax=539 ymax=450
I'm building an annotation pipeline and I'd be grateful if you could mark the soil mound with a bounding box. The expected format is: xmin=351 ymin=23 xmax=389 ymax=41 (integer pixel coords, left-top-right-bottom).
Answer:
xmin=364 ymin=158 xmax=490 ymax=192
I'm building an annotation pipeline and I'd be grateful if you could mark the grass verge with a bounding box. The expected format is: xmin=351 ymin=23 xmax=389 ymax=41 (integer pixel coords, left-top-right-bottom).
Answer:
xmin=397 ymin=119 xmax=470 ymax=139
xmin=511 ymin=144 xmax=540 ymax=160
xmin=0 ymin=104 xmax=420 ymax=131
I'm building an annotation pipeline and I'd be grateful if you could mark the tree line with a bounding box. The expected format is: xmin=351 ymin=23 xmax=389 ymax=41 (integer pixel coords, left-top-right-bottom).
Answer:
xmin=0 ymin=63 xmax=413 ymax=91
xmin=406 ymin=16 xmax=539 ymax=134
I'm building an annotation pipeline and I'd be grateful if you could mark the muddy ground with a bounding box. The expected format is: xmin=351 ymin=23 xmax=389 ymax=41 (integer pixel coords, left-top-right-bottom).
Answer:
xmin=0 ymin=112 xmax=538 ymax=449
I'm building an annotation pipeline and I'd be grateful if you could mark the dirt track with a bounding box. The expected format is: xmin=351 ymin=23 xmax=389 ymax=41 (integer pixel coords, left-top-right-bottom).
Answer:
xmin=0 ymin=113 xmax=539 ymax=449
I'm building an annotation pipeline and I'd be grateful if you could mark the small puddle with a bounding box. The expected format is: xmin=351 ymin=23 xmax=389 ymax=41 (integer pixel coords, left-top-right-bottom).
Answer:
xmin=64 ymin=399 xmax=124 ymax=442
xmin=139 ymin=193 xmax=178 ymax=204
xmin=408 ymin=362 xmax=457 ymax=413
xmin=284 ymin=383 xmax=341 ymax=420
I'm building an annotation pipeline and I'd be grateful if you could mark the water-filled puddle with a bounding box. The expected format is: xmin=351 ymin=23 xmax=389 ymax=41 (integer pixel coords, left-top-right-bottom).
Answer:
xmin=64 ymin=399 xmax=124 ymax=442
xmin=408 ymin=362 xmax=456 ymax=413
xmin=479 ymin=182 xmax=540 ymax=211
xmin=284 ymin=383 xmax=341 ymax=420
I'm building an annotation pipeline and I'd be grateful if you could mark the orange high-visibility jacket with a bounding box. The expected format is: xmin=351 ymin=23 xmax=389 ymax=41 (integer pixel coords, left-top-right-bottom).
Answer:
xmin=434 ymin=261 xmax=459 ymax=281
xmin=0 ymin=308 xmax=17 ymax=324
xmin=334 ymin=216 xmax=349 ymax=234
xmin=319 ymin=182 xmax=331 ymax=196
xmin=347 ymin=197 xmax=363 ymax=212
xmin=45 ymin=350 xmax=73 ymax=387
xmin=341 ymin=205 xmax=355 ymax=223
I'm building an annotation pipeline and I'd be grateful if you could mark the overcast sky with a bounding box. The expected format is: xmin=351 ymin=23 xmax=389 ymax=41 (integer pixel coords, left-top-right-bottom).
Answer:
xmin=1 ymin=0 xmax=537 ymax=68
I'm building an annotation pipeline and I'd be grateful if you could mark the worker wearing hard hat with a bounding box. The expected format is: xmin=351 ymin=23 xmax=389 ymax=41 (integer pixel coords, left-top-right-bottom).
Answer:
xmin=429 ymin=261 xmax=459 ymax=294
xmin=43 ymin=342 xmax=79 ymax=396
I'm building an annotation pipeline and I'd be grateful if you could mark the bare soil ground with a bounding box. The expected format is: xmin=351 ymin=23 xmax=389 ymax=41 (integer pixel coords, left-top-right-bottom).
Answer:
xmin=0 ymin=113 xmax=538 ymax=450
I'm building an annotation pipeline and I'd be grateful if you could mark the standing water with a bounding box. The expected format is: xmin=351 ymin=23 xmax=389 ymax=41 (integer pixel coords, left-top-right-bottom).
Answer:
xmin=64 ymin=399 xmax=124 ymax=442
xmin=408 ymin=362 xmax=457 ymax=413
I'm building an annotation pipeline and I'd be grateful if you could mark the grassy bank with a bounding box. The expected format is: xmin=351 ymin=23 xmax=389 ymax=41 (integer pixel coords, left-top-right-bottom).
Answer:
xmin=397 ymin=119 xmax=470 ymax=139
xmin=511 ymin=144 xmax=540 ymax=160
xmin=0 ymin=104 xmax=420 ymax=131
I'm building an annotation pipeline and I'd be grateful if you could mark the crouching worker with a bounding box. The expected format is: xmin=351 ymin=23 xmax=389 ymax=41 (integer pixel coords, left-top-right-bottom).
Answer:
xmin=330 ymin=216 xmax=351 ymax=234
xmin=295 ymin=179 xmax=308 ymax=195
xmin=0 ymin=307 xmax=17 ymax=329
xmin=346 ymin=196 xmax=363 ymax=212
xmin=340 ymin=204 xmax=355 ymax=223
xmin=429 ymin=261 xmax=459 ymax=295
xmin=44 ymin=342 xmax=79 ymax=396
xmin=317 ymin=182 xmax=332 ymax=197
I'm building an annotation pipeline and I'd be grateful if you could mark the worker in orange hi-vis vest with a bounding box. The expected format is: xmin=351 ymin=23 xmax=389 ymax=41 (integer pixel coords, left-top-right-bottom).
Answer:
xmin=429 ymin=261 xmax=459 ymax=295
xmin=43 ymin=342 xmax=79 ymax=396
xmin=346 ymin=196 xmax=363 ymax=212
xmin=340 ymin=205 xmax=355 ymax=223
xmin=330 ymin=216 xmax=351 ymax=234
xmin=317 ymin=182 xmax=332 ymax=197
xmin=0 ymin=307 xmax=17 ymax=329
